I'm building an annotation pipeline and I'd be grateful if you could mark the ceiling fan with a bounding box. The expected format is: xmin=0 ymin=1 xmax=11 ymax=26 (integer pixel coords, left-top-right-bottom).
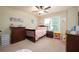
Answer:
xmin=32 ymin=6 xmax=51 ymax=15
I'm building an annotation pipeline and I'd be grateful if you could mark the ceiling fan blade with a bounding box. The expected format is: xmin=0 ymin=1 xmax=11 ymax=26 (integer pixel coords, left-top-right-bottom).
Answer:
xmin=44 ymin=6 xmax=51 ymax=10
xmin=36 ymin=6 xmax=44 ymax=10
xmin=35 ymin=6 xmax=40 ymax=9
xmin=40 ymin=6 xmax=44 ymax=9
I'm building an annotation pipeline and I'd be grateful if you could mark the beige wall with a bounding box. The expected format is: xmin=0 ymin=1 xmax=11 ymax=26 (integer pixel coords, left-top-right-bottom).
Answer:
xmin=0 ymin=6 xmax=78 ymax=33
xmin=0 ymin=7 xmax=38 ymax=33
xmin=67 ymin=7 xmax=78 ymax=30
xmin=37 ymin=18 xmax=44 ymax=25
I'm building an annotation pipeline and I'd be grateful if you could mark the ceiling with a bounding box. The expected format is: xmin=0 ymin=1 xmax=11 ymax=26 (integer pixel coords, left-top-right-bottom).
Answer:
xmin=8 ymin=6 xmax=71 ymax=16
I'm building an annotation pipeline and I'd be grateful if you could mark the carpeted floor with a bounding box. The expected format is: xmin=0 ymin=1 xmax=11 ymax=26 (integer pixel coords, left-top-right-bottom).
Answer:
xmin=0 ymin=37 xmax=66 ymax=52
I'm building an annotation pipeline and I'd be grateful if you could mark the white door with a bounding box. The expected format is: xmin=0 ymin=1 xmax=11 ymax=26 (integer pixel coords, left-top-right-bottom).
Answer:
xmin=60 ymin=16 xmax=66 ymax=40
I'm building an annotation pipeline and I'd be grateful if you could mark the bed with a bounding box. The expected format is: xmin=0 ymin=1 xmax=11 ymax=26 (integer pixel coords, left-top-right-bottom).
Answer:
xmin=25 ymin=26 xmax=47 ymax=42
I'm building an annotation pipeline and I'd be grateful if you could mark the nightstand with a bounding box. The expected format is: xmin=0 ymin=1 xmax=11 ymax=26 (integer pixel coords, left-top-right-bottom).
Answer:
xmin=46 ymin=31 xmax=53 ymax=38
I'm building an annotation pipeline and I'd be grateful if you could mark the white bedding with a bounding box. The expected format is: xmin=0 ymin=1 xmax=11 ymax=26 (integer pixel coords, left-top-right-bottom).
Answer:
xmin=35 ymin=27 xmax=47 ymax=40
xmin=26 ymin=26 xmax=47 ymax=41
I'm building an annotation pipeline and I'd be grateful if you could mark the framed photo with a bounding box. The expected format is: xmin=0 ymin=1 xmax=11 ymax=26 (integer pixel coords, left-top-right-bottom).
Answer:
xmin=10 ymin=17 xmax=23 ymax=22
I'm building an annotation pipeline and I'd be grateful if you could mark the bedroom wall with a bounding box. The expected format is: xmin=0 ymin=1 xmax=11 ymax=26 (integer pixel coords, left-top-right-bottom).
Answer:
xmin=0 ymin=7 xmax=38 ymax=33
xmin=67 ymin=7 xmax=78 ymax=30
xmin=0 ymin=6 xmax=78 ymax=34
xmin=37 ymin=15 xmax=46 ymax=25
xmin=38 ymin=6 xmax=78 ymax=32
xmin=78 ymin=7 xmax=79 ymax=25
xmin=38 ymin=11 xmax=67 ymax=34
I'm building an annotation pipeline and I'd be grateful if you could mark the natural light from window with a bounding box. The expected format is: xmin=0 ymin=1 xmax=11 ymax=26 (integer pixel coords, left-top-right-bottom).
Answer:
xmin=44 ymin=16 xmax=60 ymax=32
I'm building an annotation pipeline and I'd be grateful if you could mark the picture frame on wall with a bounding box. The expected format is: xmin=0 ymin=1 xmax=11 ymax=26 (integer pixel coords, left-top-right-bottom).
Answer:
xmin=9 ymin=17 xmax=23 ymax=27
xmin=10 ymin=17 xmax=23 ymax=22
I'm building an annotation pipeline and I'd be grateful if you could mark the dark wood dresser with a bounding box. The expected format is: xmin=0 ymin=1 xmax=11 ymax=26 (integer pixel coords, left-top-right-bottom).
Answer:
xmin=66 ymin=33 xmax=79 ymax=52
xmin=46 ymin=31 xmax=53 ymax=38
xmin=10 ymin=27 xmax=26 ymax=44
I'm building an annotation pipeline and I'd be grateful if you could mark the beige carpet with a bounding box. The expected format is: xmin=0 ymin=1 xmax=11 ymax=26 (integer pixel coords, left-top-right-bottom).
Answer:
xmin=0 ymin=37 xmax=66 ymax=52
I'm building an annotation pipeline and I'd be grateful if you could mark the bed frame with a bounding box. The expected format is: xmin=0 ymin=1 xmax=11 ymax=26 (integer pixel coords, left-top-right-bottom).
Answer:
xmin=25 ymin=29 xmax=36 ymax=42
xmin=25 ymin=26 xmax=47 ymax=42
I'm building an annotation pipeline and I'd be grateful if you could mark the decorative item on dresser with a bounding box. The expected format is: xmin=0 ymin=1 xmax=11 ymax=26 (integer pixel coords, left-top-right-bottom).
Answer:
xmin=10 ymin=27 xmax=26 ymax=44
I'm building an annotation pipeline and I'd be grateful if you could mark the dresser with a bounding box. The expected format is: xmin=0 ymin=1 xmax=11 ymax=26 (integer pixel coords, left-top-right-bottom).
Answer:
xmin=10 ymin=27 xmax=26 ymax=44
xmin=46 ymin=31 xmax=53 ymax=38
xmin=66 ymin=33 xmax=79 ymax=52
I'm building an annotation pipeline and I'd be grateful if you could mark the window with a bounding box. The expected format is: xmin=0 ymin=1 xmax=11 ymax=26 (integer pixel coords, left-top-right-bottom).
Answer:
xmin=44 ymin=16 xmax=60 ymax=32
xmin=44 ymin=18 xmax=51 ymax=26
